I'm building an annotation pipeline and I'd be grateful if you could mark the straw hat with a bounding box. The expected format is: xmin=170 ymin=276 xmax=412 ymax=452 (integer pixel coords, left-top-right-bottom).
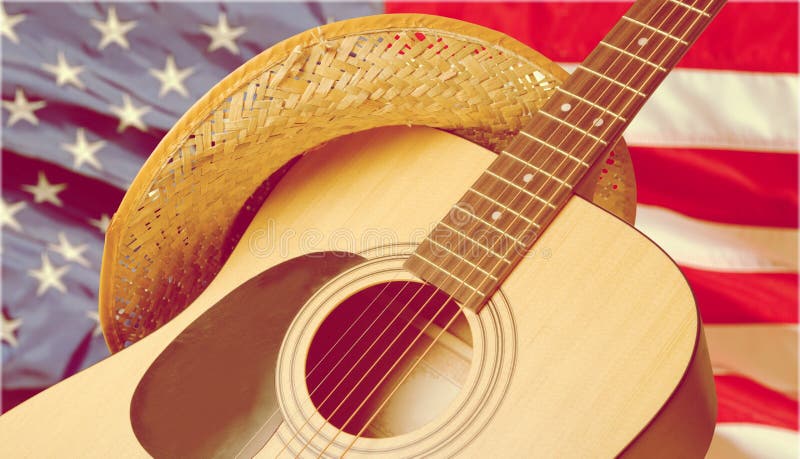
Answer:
xmin=98 ymin=14 xmax=636 ymax=352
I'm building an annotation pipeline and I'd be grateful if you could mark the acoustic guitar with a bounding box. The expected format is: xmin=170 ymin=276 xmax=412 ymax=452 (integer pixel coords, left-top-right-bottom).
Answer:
xmin=0 ymin=0 xmax=725 ymax=457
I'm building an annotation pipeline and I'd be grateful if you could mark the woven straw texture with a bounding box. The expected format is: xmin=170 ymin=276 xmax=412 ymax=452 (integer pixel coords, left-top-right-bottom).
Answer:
xmin=99 ymin=14 xmax=635 ymax=352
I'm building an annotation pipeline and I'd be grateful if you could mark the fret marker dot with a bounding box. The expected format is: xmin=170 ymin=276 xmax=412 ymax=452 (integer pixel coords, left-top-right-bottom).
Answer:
xmin=637 ymin=37 xmax=648 ymax=46
xmin=491 ymin=211 xmax=502 ymax=221
xmin=523 ymin=173 xmax=533 ymax=183
xmin=593 ymin=118 xmax=604 ymax=127
xmin=560 ymin=103 xmax=572 ymax=112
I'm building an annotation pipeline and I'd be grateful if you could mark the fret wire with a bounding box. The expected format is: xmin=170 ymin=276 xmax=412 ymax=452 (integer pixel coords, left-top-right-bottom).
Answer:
xmin=538 ymin=110 xmax=608 ymax=144
xmin=574 ymin=16 xmax=690 ymax=143
xmin=621 ymin=15 xmax=689 ymax=45
xmin=668 ymin=0 xmax=711 ymax=17
xmin=647 ymin=6 xmax=709 ymax=69
xmin=566 ymin=0 xmax=709 ymax=174
xmin=518 ymin=130 xmax=591 ymax=167
xmin=504 ymin=2 xmax=690 ymax=261
xmin=576 ymin=64 xmax=647 ymax=98
xmin=578 ymin=20 xmax=689 ymax=122
xmin=563 ymin=9 xmax=676 ymax=169
xmin=463 ymin=188 xmax=536 ymax=225
xmin=501 ymin=151 xmax=574 ymax=189
xmin=404 ymin=0 xmax=724 ymax=311
xmin=333 ymin=8 xmax=727 ymax=457
xmin=484 ymin=3 xmax=676 ymax=271
xmin=484 ymin=170 xmax=558 ymax=209
xmin=506 ymin=0 xmax=713 ymax=294
xmin=583 ymin=56 xmax=652 ymax=105
xmin=598 ymin=40 xmax=668 ymax=72
xmin=452 ymin=202 xmax=532 ymax=244
xmin=564 ymin=0 xmax=711 ymax=178
xmin=424 ymin=237 xmax=499 ymax=280
xmin=555 ymin=87 xmax=627 ymax=122
xmin=608 ymin=3 xmax=702 ymax=75
xmin=598 ymin=0 xmax=708 ymax=111
xmin=408 ymin=252 xmax=486 ymax=297
xmin=530 ymin=1 xmax=700 ymax=208
xmin=548 ymin=1 xmax=704 ymax=178
xmin=438 ymin=220 xmax=518 ymax=259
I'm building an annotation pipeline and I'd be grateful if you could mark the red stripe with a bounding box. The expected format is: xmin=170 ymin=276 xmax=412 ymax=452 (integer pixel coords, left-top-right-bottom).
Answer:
xmin=715 ymin=374 xmax=798 ymax=430
xmin=682 ymin=267 xmax=798 ymax=324
xmin=385 ymin=2 xmax=799 ymax=73
xmin=631 ymin=147 xmax=798 ymax=228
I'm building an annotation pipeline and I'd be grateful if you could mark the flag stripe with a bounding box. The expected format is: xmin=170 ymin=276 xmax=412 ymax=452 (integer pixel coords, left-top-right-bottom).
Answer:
xmin=557 ymin=66 xmax=799 ymax=153
xmin=708 ymin=423 xmax=799 ymax=458
xmin=2 ymin=2 xmax=796 ymax=454
xmin=385 ymin=2 xmax=799 ymax=73
xmin=319 ymin=2 xmax=800 ymax=455
xmin=715 ymin=375 xmax=799 ymax=430
xmin=622 ymin=69 xmax=798 ymax=153
xmin=631 ymin=146 xmax=798 ymax=228
xmin=682 ymin=267 xmax=798 ymax=324
xmin=3 ymin=149 xmax=125 ymax=217
xmin=707 ymin=324 xmax=798 ymax=395
xmin=635 ymin=204 xmax=798 ymax=273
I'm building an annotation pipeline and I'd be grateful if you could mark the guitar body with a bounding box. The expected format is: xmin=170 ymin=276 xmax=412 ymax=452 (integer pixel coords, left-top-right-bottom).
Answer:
xmin=0 ymin=127 xmax=715 ymax=457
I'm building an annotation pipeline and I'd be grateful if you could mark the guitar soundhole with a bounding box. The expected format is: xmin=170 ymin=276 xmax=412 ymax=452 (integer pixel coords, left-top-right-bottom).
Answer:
xmin=305 ymin=281 xmax=473 ymax=438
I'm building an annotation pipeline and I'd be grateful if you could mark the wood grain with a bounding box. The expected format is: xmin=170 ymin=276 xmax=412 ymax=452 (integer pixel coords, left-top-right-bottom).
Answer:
xmin=0 ymin=127 xmax=714 ymax=457
xmin=405 ymin=0 xmax=728 ymax=311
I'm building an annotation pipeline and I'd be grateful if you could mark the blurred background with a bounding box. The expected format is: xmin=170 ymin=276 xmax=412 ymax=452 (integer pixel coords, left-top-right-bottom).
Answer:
xmin=1 ymin=1 xmax=796 ymax=457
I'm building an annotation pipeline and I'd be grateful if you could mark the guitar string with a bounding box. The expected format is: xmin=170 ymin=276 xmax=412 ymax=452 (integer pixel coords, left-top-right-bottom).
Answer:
xmin=275 ymin=281 xmax=434 ymax=457
xmin=275 ymin=8 xmax=657 ymax=438
xmin=274 ymin=177 xmax=531 ymax=453
xmin=303 ymin=0 xmax=696 ymax=455
xmin=304 ymin=279 xmax=407 ymax=384
xmin=274 ymin=194 xmax=506 ymax=454
xmin=242 ymin=277 xmax=420 ymax=456
xmin=317 ymin=292 xmax=465 ymax=458
xmin=314 ymin=0 xmax=690 ymax=455
xmin=341 ymin=4 xmax=712 ymax=452
xmin=299 ymin=282 xmax=415 ymax=409
xmin=289 ymin=286 xmax=450 ymax=457
xmin=330 ymin=1 xmax=708 ymax=456
xmin=239 ymin=0 xmax=693 ymax=455
xmin=321 ymin=1 xmax=697 ymax=454
xmin=287 ymin=0 xmax=704 ymax=456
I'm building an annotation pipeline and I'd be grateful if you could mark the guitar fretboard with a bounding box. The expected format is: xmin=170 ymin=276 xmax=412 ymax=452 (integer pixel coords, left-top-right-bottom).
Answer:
xmin=405 ymin=0 xmax=727 ymax=311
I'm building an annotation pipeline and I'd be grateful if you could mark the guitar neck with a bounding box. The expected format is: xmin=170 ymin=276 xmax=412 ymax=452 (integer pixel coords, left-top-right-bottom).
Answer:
xmin=405 ymin=0 xmax=727 ymax=311
xmin=526 ymin=0 xmax=727 ymax=168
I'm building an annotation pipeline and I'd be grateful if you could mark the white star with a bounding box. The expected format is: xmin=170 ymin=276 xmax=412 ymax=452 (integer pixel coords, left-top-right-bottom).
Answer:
xmin=200 ymin=13 xmax=246 ymax=55
xmin=89 ymin=213 xmax=111 ymax=233
xmin=0 ymin=198 xmax=26 ymax=232
xmin=149 ymin=55 xmax=194 ymax=98
xmin=0 ymin=3 xmax=25 ymax=44
xmin=1 ymin=311 xmax=22 ymax=348
xmin=109 ymin=94 xmax=150 ymax=133
xmin=22 ymin=171 xmax=67 ymax=207
xmin=28 ymin=253 xmax=70 ymax=297
xmin=90 ymin=6 xmax=136 ymax=50
xmin=62 ymin=128 xmax=105 ymax=170
xmin=86 ymin=310 xmax=102 ymax=338
xmin=42 ymin=51 xmax=85 ymax=89
xmin=2 ymin=88 xmax=46 ymax=126
xmin=49 ymin=232 xmax=90 ymax=267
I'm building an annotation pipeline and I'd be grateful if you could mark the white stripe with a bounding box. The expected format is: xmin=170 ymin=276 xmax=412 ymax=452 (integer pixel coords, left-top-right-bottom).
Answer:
xmin=708 ymin=424 xmax=799 ymax=459
xmin=559 ymin=65 xmax=799 ymax=153
xmin=634 ymin=204 xmax=798 ymax=272
xmin=707 ymin=324 xmax=798 ymax=396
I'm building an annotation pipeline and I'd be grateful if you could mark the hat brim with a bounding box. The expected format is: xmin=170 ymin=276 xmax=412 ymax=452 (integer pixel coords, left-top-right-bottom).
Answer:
xmin=99 ymin=14 xmax=636 ymax=351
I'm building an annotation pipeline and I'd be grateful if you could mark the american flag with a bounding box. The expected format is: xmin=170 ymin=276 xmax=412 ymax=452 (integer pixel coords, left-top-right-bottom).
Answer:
xmin=1 ymin=1 xmax=797 ymax=456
